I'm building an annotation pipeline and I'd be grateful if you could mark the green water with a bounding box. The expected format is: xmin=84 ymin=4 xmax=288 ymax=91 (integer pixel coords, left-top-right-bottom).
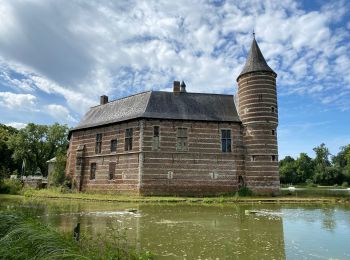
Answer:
xmin=1 ymin=196 xmax=350 ymax=259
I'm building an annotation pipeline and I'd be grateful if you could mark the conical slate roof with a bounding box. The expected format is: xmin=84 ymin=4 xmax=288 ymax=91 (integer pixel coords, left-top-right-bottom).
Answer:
xmin=237 ymin=38 xmax=276 ymax=81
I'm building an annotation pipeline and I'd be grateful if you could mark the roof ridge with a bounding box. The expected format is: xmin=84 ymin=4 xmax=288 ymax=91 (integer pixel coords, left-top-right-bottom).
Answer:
xmin=152 ymin=90 xmax=233 ymax=97
xmin=91 ymin=90 xmax=152 ymax=108
xmin=143 ymin=91 xmax=153 ymax=117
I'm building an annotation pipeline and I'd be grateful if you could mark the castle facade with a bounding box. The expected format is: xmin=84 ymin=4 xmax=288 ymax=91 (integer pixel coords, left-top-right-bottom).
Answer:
xmin=66 ymin=37 xmax=280 ymax=195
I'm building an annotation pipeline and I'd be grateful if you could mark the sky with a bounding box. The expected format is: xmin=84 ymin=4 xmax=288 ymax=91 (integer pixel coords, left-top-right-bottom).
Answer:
xmin=0 ymin=0 xmax=349 ymax=159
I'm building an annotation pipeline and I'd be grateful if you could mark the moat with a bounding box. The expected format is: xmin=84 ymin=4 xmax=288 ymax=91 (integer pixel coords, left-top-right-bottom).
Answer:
xmin=1 ymin=195 xmax=350 ymax=259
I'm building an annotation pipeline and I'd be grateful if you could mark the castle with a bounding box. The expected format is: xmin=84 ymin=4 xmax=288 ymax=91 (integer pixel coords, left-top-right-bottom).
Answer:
xmin=66 ymin=37 xmax=280 ymax=195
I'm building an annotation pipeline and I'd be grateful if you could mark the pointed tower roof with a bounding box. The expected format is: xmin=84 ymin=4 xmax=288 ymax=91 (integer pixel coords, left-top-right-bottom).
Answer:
xmin=237 ymin=37 xmax=276 ymax=81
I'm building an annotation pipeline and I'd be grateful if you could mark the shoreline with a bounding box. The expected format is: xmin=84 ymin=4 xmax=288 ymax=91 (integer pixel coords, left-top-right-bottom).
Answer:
xmin=2 ymin=192 xmax=349 ymax=204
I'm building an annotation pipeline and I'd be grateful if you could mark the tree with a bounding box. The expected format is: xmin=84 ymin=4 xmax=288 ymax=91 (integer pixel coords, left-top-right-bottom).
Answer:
xmin=295 ymin=153 xmax=315 ymax=183
xmin=313 ymin=143 xmax=332 ymax=184
xmin=279 ymin=156 xmax=297 ymax=184
xmin=314 ymin=166 xmax=343 ymax=185
xmin=0 ymin=124 xmax=20 ymax=179
xmin=49 ymin=151 xmax=67 ymax=186
xmin=7 ymin=123 xmax=69 ymax=176
xmin=332 ymin=144 xmax=350 ymax=183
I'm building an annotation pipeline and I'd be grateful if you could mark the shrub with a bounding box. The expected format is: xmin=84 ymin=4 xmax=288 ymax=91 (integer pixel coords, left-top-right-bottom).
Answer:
xmin=0 ymin=178 xmax=23 ymax=194
xmin=342 ymin=181 xmax=349 ymax=188
xmin=237 ymin=186 xmax=253 ymax=196
xmin=306 ymin=179 xmax=316 ymax=187
xmin=49 ymin=152 xmax=67 ymax=187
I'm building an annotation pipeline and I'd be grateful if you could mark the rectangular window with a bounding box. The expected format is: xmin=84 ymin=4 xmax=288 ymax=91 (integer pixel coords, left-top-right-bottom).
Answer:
xmin=272 ymin=155 xmax=276 ymax=161
xmin=108 ymin=162 xmax=116 ymax=180
xmin=176 ymin=127 xmax=188 ymax=151
xmin=152 ymin=126 xmax=160 ymax=150
xmin=110 ymin=139 xmax=117 ymax=152
xmin=125 ymin=128 xmax=133 ymax=151
xmin=221 ymin=129 xmax=232 ymax=152
xmin=95 ymin=134 xmax=102 ymax=154
xmin=90 ymin=163 xmax=96 ymax=180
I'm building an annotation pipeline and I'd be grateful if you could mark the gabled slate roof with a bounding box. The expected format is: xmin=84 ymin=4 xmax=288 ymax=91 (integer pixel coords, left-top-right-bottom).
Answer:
xmin=72 ymin=91 xmax=240 ymax=132
xmin=237 ymin=38 xmax=276 ymax=81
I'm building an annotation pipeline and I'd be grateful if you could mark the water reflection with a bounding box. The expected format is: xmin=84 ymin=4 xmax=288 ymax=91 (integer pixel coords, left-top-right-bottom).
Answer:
xmin=1 ymin=196 xmax=350 ymax=259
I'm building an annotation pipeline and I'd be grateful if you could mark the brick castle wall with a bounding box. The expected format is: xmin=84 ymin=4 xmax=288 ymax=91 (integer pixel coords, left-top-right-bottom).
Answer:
xmin=67 ymin=119 xmax=246 ymax=195
xmin=140 ymin=119 xmax=245 ymax=196
xmin=67 ymin=121 xmax=141 ymax=193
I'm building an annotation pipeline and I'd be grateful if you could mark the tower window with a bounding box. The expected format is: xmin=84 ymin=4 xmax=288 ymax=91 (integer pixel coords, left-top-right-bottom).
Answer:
xmin=110 ymin=139 xmax=117 ymax=152
xmin=152 ymin=126 xmax=160 ymax=151
xmin=125 ymin=128 xmax=133 ymax=151
xmin=272 ymin=155 xmax=276 ymax=161
xmin=90 ymin=163 xmax=96 ymax=180
xmin=221 ymin=129 xmax=232 ymax=152
xmin=176 ymin=127 xmax=188 ymax=151
xmin=95 ymin=134 xmax=102 ymax=154
xmin=251 ymin=155 xmax=256 ymax=161
xmin=271 ymin=106 xmax=275 ymax=113
xmin=272 ymin=129 xmax=275 ymax=136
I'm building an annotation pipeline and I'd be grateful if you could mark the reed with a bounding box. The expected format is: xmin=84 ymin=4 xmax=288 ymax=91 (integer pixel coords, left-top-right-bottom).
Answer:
xmin=0 ymin=211 xmax=153 ymax=260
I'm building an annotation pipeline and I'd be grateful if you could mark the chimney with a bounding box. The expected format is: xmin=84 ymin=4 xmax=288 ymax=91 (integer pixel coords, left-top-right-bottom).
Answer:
xmin=100 ymin=95 xmax=108 ymax=105
xmin=173 ymin=81 xmax=180 ymax=93
xmin=180 ymin=81 xmax=186 ymax=92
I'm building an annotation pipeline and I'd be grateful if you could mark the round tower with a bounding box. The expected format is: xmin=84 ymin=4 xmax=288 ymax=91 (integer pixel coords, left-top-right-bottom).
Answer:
xmin=237 ymin=36 xmax=279 ymax=193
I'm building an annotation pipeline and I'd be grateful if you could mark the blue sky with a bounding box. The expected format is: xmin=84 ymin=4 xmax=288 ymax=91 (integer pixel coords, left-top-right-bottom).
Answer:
xmin=0 ymin=0 xmax=349 ymax=159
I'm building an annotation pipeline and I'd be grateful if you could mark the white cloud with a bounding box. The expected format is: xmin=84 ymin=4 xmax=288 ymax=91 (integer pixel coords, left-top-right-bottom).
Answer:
xmin=0 ymin=0 xmax=349 ymax=118
xmin=46 ymin=104 xmax=77 ymax=123
xmin=0 ymin=91 xmax=37 ymax=110
xmin=5 ymin=122 xmax=27 ymax=129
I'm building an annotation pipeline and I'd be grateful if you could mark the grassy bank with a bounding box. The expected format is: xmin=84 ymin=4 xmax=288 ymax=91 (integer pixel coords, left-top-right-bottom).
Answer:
xmin=19 ymin=187 xmax=350 ymax=204
xmin=0 ymin=211 xmax=153 ymax=260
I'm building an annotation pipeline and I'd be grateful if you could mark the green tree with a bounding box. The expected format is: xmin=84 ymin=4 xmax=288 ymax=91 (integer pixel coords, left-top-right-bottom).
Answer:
xmin=8 ymin=123 xmax=69 ymax=176
xmin=49 ymin=150 xmax=67 ymax=186
xmin=295 ymin=153 xmax=315 ymax=183
xmin=279 ymin=156 xmax=297 ymax=184
xmin=0 ymin=124 xmax=20 ymax=179
xmin=332 ymin=144 xmax=350 ymax=183
xmin=312 ymin=143 xmax=331 ymax=184
xmin=314 ymin=166 xmax=343 ymax=185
